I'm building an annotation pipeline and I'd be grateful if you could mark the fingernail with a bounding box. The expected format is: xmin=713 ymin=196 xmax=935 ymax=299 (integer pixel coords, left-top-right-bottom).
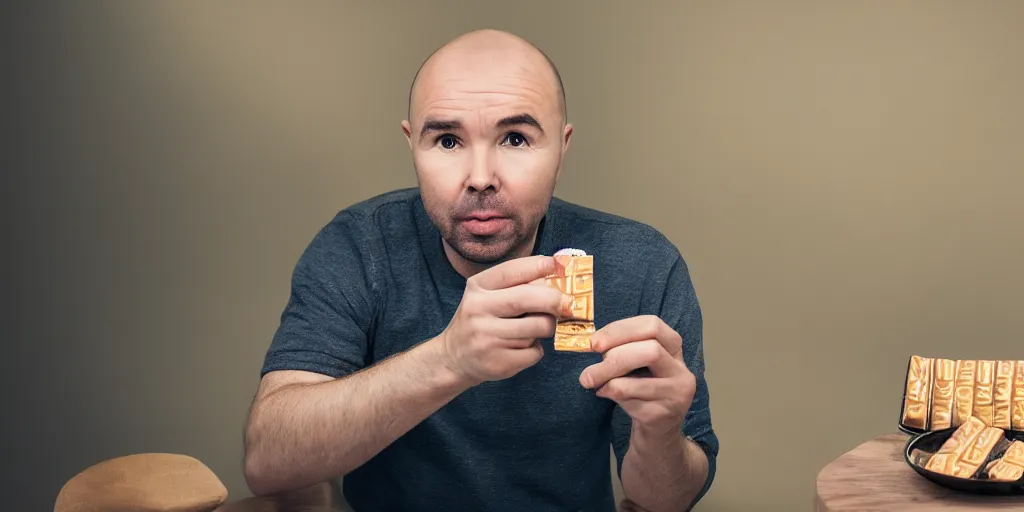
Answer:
xmin=579 ymin=371 xmax=592 ymax=388
xmin=553 ymin=256 xmax=567 ymax=276
xmin=560 ymin=294 xmax=574 ymax=318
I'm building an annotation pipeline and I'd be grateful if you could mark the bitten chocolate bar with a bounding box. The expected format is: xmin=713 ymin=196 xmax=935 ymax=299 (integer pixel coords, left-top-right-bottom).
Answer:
xmin=900 ymin=356 xmax=1024 ymax=432
xmin=545 ymin=250 xmax=594 ymax=352
xmin=985 ymin=440 xmax=1024 ymax=482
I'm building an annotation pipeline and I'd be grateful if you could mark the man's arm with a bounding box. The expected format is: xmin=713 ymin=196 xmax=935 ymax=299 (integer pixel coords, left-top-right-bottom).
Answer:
xmin=618 ymin=426 xmax=711 ymax=512
xmin=610 ymin=349 xmax=718 ymax=512
xmin=612 ymin=248 xmax=719 ymax=511
xmin=244 ymin=335 xmax=472 ymax=496
xmin=245 ymin=210 xmax=440 ymax=496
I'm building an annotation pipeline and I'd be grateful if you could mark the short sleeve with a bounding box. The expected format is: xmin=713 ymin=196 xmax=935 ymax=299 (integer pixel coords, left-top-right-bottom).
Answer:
xmin=611 ymin=250 xmax=719 ymax=506
xmin=260 ymin=212 xmax=379 ymax=379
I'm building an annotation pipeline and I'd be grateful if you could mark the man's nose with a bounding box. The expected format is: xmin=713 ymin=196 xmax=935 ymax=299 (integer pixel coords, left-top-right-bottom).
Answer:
xmin=465 ymin=146 xmax=499 ymax=192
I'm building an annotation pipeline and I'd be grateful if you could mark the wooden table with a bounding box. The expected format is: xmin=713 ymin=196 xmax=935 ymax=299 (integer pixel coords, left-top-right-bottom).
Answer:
xmin=816 ymin=433 xmax=1024 ymax=511
xmin=214 ymin=482 xmax=349 ymax=512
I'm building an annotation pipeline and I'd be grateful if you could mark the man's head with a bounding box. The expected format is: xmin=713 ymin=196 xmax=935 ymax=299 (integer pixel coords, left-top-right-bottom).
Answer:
xmin=402 ymin=29 xmax=572 ymax=275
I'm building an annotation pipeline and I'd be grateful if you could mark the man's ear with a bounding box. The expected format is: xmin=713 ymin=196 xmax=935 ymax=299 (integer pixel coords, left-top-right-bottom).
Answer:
xmin=401 ymin=120 xmax=413 ymax=150
xmin=555 ymin=123 xmax=574 ymax=180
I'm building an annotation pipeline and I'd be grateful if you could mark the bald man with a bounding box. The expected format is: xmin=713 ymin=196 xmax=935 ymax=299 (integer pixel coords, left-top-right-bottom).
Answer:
xmin=244 ymin=29 xmax=718 ymax=512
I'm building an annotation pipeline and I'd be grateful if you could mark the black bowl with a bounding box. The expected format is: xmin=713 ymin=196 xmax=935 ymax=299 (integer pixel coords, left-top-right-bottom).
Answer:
xmin=898 ymin=421 xmax=927 ymax=436
xmin=904 ymin=427 xmax=1024 ymax=494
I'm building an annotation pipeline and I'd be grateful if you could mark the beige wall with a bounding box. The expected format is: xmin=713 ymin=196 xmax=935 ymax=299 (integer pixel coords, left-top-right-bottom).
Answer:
xmin=11 ymin=1 xmax=1024 ymax=510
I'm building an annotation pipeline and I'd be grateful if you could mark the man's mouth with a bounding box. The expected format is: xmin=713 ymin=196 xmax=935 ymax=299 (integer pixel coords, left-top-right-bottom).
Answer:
xmin=458 ymin=212 xmax=511 ymax=236
xmin=461 ymin=211 xmax=506 ymax=221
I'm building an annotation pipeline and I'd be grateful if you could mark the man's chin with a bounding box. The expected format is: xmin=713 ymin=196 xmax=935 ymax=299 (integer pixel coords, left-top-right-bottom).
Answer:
xmin=455 ymin=242 xmax=513 ymax=264
xmin=447 ymin=235 xmax=518 ymax=265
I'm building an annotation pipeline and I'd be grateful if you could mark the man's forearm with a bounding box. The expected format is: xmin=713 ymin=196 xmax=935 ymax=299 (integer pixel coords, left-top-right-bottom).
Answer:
xmin=244 ymin=336 xmax=471 ymax=496
xmin=620 ymin=425 xmax=710 ymax=512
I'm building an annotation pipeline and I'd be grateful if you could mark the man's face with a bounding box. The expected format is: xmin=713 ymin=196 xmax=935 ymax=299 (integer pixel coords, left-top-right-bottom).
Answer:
xmin=403 ymin=53 xmax=571 ymax=266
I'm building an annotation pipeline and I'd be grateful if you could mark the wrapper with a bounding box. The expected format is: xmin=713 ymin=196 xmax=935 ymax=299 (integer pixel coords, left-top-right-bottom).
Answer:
xmin=545 ymin=249 xmax=594 ymax=352
xmin=899 ymin=355 xmax=1024 ymax=433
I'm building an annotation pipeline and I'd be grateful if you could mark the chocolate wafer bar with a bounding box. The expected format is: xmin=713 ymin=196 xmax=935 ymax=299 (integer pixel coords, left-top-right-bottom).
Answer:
xmin=953 ymin=360 xmax=978 ymax=428
xmin=902 ymin=355 xmax=934 ymax=431
xmin=926 ymin=415 xmax=987 ymax=475
xmin=985 ymin=440 xmax=1024 ymax=482
xmin=930 ymin=359 xmax=957 ymax=430
xmin=545 ymin=249 xmax=594 ymax=352
xmin=993 ymin=360 xmax=1016 ymax=429
xmin=973 ymin=360 xmax=996 ymax=426
xmin=925 ymin=416 xmax=1002 ymax=478
xmin=955 ymin=426 xmax=1006 ymax=478
xmin=1013 ymin=362 xmax=1024 ymax=431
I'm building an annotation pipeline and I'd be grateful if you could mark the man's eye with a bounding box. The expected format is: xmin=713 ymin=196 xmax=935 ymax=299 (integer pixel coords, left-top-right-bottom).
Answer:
xmin=438 ymin=135 xmax=459 ymax=150
xmin=503 ymin=132 xmax=527 ymax=147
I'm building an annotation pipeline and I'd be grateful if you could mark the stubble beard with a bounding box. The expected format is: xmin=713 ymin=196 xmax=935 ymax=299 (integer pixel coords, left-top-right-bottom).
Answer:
xmin=441 ymin=217 xmax=531 ymax=265
xmin=425 ymin=189 xmax=536 ymax=265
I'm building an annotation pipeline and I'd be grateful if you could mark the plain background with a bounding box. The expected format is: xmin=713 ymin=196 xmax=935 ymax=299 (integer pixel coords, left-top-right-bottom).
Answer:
xmin=8 ymin=1 xmax=1024 ymax=510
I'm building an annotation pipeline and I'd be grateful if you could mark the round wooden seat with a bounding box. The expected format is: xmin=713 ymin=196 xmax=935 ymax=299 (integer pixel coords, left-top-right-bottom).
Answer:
xmin=55 ymin=453 xmax=228 ymax=512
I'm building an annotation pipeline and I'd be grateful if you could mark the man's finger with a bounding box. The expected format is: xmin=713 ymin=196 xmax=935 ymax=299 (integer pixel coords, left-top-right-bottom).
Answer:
xmin=501 ymin=339 xmax=546 ymax=368
xmin=595 ymin=375 xmax=677 ymax=402
xmin=470 ymin=255 xmax=557 ymax=291
xmin=592 ymin=315 xmax=682 ymax=358
xmin=579 ymin=340 xmax=680 ymax=389
xmin=490 ymin=313 xmax=557 ymax=341
xmin=487 ymin=283 xmax=573 ymax=319
xmin=603 ymin=397 xmax=678 ymax=429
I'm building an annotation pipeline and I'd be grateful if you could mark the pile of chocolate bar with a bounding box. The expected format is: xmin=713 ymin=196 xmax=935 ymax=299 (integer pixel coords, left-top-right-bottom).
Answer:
xmin=901 ymin=356 xmax=1024 ymax=432
xmin=911 ymin=415 xmax=1024 ymax=481
xmin=901 ymin=355 xmax=1024 ymax=482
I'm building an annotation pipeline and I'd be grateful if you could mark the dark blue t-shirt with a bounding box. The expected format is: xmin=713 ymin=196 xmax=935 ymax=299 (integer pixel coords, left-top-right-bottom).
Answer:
xmin=261 ymin=188 xmax=719 ymax=512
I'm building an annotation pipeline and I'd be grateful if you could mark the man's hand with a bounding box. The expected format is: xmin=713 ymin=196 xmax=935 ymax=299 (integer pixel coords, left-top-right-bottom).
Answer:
xmin=440 ymin=255 xmax=573 ymax=386
xmin=578 ymin=315 xmax=696 ymax=438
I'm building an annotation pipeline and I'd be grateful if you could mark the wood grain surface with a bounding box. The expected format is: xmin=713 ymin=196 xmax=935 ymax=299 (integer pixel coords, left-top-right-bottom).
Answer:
xmin=816 ymin=433 xmax=1024 ymax=511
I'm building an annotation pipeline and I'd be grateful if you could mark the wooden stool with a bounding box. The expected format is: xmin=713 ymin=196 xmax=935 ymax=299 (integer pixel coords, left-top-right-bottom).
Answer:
xmin=55 ymin=453 xmax=229 ymax=512
xmin=816 ymin=433 xmax=1024 ymax=511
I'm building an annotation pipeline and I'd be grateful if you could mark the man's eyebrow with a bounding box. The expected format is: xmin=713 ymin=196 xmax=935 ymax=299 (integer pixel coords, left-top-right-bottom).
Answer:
xmin=419 ymin=118 xmax=463 ymax=139
xmin=497 ymin=114 xmax=544 ymax=134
